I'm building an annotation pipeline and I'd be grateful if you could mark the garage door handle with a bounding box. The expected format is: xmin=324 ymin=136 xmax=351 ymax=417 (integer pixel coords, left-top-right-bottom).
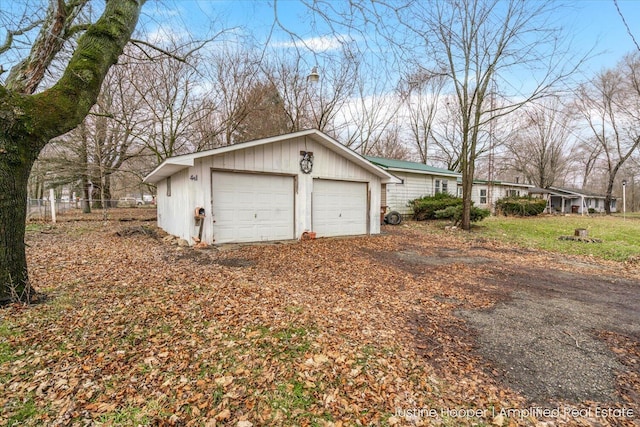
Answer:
xmin=255 ymin=213 xmax=257 ymax=218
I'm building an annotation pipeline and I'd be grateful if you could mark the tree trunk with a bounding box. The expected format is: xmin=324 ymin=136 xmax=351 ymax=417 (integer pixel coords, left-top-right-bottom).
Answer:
xmin=0 ymin=140 xmax=37 ymax=303
xmin=604 ymin=176 xmax=615 ymax=215
xmin=0 ymin=0 xmax=144 ymax=304
xmin=82 ymin=177 xmax=91 ymax=214
xmin=461 ymin=170 xmax=474 ymax=230
xmin=103 ymin=174 xmax=114 ymax=208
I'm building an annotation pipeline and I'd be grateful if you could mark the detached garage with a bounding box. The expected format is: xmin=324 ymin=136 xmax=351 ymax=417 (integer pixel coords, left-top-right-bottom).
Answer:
xmin=143 ymin=129 xmax=400 ymax=245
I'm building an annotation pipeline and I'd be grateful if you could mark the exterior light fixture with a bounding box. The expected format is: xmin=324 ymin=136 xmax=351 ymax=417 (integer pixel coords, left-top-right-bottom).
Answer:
xmin=307 ymin=66 xmax=320 ymax=83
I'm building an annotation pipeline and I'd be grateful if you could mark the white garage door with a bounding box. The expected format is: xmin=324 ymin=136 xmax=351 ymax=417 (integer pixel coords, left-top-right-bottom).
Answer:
xmin=312 ymin=179 xmax=368 ymax=237
xmin=212 ymin=172 xmax=294 ymax=244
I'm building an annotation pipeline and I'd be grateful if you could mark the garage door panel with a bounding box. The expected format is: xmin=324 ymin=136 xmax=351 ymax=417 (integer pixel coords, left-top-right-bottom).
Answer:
xmin=212 ymin=172 xmax=294 ymax=243
xmin=312 ymin=179 xmax=367 ymax=237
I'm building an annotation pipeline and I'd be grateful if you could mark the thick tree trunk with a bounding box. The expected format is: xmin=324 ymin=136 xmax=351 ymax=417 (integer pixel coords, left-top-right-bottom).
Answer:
xmin=0 ymin=140 xmax=37 ymax=303
xmin=0 ymin=0 xmax=144 ymax=304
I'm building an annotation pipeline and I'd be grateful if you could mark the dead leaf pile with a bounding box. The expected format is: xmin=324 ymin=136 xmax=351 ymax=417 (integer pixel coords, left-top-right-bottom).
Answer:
xmin=0 ymin=215 xmax=637 ymax=426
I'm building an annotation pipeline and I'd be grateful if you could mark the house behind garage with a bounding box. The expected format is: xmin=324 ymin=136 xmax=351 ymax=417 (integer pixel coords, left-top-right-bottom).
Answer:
xmin=366 ymin=156 xmax=532 ymax=215
xmin=365 ymin=156 xmax=461 ymax=215
xmin=143 ymin=130 xmax=399 ymax=245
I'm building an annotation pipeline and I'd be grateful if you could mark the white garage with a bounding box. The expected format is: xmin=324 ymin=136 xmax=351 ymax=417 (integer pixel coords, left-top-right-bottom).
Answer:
xmin=312 ymin=179 xmax=367 ymax=237
xmin=143 ymin=129 xmax=400 ymax=245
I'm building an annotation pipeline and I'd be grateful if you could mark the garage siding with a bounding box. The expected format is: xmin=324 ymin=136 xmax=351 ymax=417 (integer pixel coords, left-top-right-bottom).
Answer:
xmin=176 ymin=134 xmax=384 ymax=244
xmin=156 ymin=169 xmax=199 ymax=242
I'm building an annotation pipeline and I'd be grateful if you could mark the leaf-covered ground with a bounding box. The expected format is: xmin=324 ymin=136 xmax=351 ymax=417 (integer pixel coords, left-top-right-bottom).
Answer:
xmin=1 ymin=211 xmax=639 ymax=426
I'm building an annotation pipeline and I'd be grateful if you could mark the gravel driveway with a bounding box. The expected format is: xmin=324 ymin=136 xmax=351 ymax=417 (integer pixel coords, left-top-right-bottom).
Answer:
xmin=375 ymin=233 xmax=640 ymax=407
xmin=462 ymin=266 xmax=640 ymax=405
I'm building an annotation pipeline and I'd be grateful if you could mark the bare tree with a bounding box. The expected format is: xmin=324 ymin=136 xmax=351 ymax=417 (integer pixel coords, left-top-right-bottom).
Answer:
xmin=572 ymin=138 xmax=603 ymax=189
xmin=367 ymin=124 xmax=413 ymax=160
xmin=428 ymin=94 xmax=463 ymax=170
xmin=131 ymin=44 xmax=204 ymax=163
xmin=505 ymin=99 xmax=574 ymax=188
xmin=424 ymin=0 xmax=580 ymax=228
xmin=35 ymin=52 xmax=151 ymax=210
xmin=340 ymin=71 xmax=402 ymax=155
xmin=264 ymin=48 xmax=357 ymax=136
xmin=400 ymin=70 xmax=447 ymax=163
xmin=298 ymin=0 xmax=582 ymax=229
xmin=575 ymin=54 xmax=640 ymax=214
xmin=199 ymin=47 xmax=263 ymax=146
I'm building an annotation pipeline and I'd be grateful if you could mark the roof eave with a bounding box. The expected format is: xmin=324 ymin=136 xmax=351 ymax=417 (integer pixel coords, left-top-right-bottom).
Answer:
xmin=142 ymin=129 xmax=401 ymax=185
xmin=143 ymin=158 xmax=195 ymax=184
xmin=385 ymin=166 xmax=461 ymax=178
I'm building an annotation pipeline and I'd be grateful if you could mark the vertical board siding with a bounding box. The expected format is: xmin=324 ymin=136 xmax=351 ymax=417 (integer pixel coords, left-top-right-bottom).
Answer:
xmin=157 ymin=169 xmax=196 ymax=242
xmin=174 ymin=135 xmax=383 ymax=243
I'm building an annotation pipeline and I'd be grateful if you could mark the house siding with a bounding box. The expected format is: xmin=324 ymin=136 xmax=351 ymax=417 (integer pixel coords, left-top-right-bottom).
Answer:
xmin=386 ymin=171 xmax=457 ymax=215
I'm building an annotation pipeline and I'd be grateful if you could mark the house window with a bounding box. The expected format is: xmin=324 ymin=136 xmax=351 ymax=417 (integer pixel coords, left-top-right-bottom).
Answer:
xmin=435 ymin=179 xmax=441 ymax=194
xmin=508 ymin=189 xmax=519 ymax=197
xmin=442 ymin=180 xmax=448 ymax=194
xmin=480 ymin=189 xmax=487 ymax=204
xmin=166 ymin=176 xmax=172 ymax=197
xmin=594 ymin=199 xmax=599 ymax=208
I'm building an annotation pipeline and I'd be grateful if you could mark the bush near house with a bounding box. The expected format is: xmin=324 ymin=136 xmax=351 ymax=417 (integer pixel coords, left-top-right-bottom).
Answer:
xmin=435 ymin=205 xmax=491 ymax=226
xmin=495 ymin=196 xmax=547 ymax=217
xmin=408 ymin=193 xmax=463 ymax=220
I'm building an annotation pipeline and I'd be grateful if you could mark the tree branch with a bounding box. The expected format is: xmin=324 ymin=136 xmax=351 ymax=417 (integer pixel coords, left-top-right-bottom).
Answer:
xmin=129 ymin=31 xmax=230 ymax=63
xmin=0 ymin=19 xmax=44 ymax=56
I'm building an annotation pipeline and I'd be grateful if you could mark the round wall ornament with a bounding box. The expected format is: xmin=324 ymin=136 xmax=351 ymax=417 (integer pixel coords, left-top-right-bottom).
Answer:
xmin=300 ymin=151 xmax=313 ymax=174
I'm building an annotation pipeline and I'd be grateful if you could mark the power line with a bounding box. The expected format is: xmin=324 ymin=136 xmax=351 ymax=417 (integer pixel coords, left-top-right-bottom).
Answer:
xmin=613 ymin=0 xmax=640 ymax=53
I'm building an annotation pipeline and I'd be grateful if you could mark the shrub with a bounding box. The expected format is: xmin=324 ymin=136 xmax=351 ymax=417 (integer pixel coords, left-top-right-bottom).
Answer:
xmin=495 ymin=196 xmax=547 ymax=217
xmin=408 ymin=193 xmax=463 ymax=220
xmin=435 ymin=205 xmax=491 ymax=226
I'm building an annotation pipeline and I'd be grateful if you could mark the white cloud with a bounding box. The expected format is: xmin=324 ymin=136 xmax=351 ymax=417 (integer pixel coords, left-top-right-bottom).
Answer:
xmin=272 ymin=35 xmax=344 ymax=52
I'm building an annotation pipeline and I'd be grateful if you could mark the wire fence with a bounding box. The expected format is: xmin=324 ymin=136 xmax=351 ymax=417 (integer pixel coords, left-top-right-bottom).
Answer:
xmin=26 ymin=198 xmax=154 ymax=221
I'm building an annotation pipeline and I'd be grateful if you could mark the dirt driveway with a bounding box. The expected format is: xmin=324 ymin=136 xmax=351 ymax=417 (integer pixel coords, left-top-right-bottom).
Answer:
xmin=372 ymin=227 xmax=640 ymax=409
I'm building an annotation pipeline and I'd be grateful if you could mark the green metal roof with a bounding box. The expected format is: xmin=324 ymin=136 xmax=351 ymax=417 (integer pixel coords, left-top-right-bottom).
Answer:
xmin=364 ymin=156 xmax=461 ymax=177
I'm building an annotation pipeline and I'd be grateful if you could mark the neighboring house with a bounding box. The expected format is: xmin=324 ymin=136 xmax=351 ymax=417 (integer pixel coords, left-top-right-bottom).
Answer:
xmin=365 ymin=156 xmax=532 ymax=215
xmin=456 ymin=178 xmax=534 ymax=211
xmin=528 ymin=187 xmax=617 ymax=214
xmin=143 ymin=130 xmax=400 ymax=245
xmin=365 ymin=156 xmax=460 ymax=216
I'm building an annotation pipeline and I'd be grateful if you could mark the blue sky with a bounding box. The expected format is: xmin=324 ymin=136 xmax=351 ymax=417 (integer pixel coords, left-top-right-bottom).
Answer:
xmin=141 ymin=0 xmax=640 ymax=77
xmin=567 ymin=0 xmax=640 ymax=73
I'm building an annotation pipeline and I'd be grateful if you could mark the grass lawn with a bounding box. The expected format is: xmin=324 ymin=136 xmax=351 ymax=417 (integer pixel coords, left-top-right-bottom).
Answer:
xmin=473 ymin=214 xmax=640 ymax=261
